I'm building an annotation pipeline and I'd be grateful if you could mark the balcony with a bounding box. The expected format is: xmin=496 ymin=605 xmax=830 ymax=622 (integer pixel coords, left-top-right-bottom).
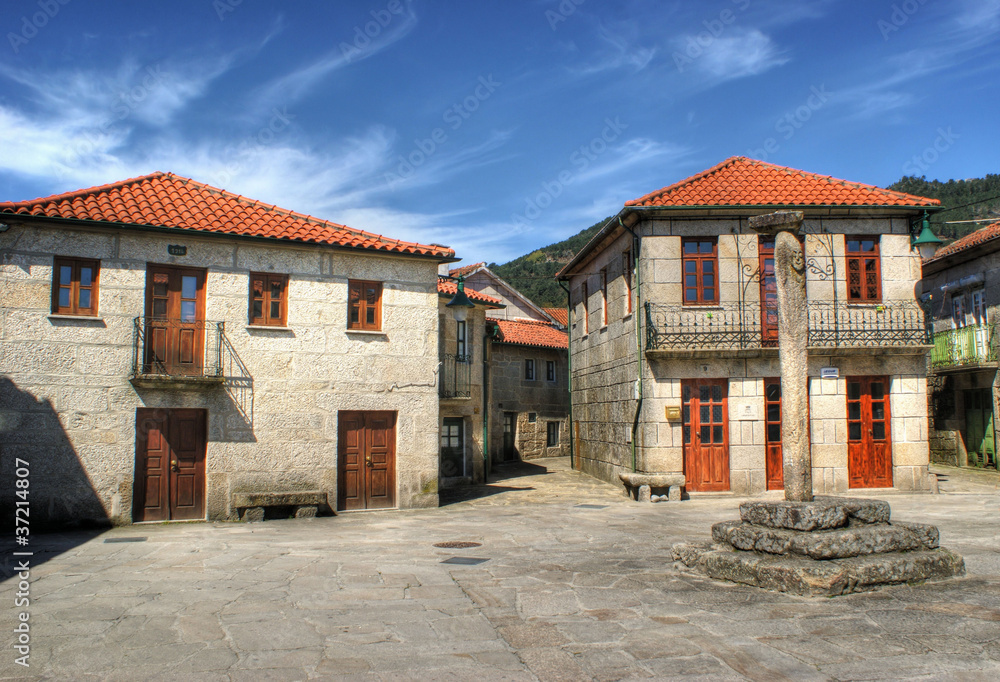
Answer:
xmin=131 ymin=317 xmax=226 ymax=388
xmin=931 ymin=324 xmax=997 ymax=372
xmin=644 ymin=301 xmax=929 ymax=358
xmin=440 ymin=353 xmax=473 ymax=399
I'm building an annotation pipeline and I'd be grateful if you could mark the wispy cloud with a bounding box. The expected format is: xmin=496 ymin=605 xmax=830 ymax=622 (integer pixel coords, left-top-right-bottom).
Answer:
xmin=681 ymin=29 xmax=790 ymax=82
xmin=568 ymin=20 xmax=657 ymax=76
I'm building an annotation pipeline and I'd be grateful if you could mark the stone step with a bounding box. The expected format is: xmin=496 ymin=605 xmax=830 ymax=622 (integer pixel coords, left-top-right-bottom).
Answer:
xmin=739 ymin=497 xmax=891 ymax=531
xmin=712 ymin=520 xmax=939 ymax=560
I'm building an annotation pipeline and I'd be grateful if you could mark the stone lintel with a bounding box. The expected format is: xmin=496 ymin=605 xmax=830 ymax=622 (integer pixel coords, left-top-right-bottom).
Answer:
xmin=748 ymin=210 xmax=805 ymax=235
xmin=739 ymin=497 xmax=891 ymax=531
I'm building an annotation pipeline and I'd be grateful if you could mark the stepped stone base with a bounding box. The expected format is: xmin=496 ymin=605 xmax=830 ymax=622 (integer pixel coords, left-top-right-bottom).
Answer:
xmin=673 ymin=498 xmax=965 ymax=596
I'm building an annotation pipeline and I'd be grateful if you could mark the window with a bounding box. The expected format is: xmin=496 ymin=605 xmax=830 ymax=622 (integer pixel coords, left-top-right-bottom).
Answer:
xmin=52 ymin=257 xmax=99 ymax=316
xmin=972 ymin=289 xmax=988 ymax=326
xmin=846 ymin=237 xmax=881 ymax=302
xmin=525 ymin=359 xmax=535 ymax=380
xmin=682 ymin=239 xmax=718 ymax=305
xmin=456 ymin=320 xmax=467 ymax=360
xmin=528 ymin=412 xmax=537 ymax=423
xmin=348 ymin=280 xmax=382 ymax=331
xmin=952 ymin=294 xmax=967 ymax=329
xmin=249 ymin=273 xmax=288 ymax=326
xmin=547 ymin=421 xmax=560 ymax=447
xmin=440 ymin=417 xmax=465 ymax=477
xmin=546 ymin=360 xmax=556 ymax=382
xmin=581 ymin=282 xmax=589 ymax=334
xmin=623 ymin=249 xmax=633 ymax=315
xmin=600 ymin=267 xmax=608 ymax=326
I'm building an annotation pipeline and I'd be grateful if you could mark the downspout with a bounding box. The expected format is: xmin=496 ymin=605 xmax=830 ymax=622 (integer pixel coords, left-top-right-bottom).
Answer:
xmin=558 ymin=281 xmax=574 ymax=469
xmin=621 ymin=217 xmax=643 ymax=473
xmin=483 ymin=321 xmax=501 ymax=483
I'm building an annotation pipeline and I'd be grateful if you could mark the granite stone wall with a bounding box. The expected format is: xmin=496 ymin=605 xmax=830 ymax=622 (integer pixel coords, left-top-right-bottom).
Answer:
xmin=438 ymin=301 xmax=488 ymax=485
xmin=0 ymin=221 xmax=443 ymax=526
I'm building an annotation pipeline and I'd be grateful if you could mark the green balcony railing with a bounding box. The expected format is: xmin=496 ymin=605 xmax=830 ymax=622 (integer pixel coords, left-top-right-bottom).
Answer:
xmin=931 ymin=324 xmax=997 ymax=370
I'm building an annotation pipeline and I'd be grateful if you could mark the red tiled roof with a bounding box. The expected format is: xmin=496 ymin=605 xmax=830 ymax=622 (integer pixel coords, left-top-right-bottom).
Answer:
xmin=437 ymin=278 xmax=503 ymax=306
xmin=544 ymin=307 xmax=569 ymax=326
xmin=493 ymin=319 xmax=568 ymax=350
xmin=0 ymin=172 xmax=455 ymax=259
xmin=925 ymin=221 xmax=1000 ymax=263
xmin=449 ymin=262 xmax=485 ymax=277
xmin=626 ymin=157 xmax=941 ymax=208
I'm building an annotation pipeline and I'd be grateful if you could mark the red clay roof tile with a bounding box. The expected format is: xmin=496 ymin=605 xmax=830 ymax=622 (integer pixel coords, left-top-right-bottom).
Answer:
xmin=492 ymin=319 xmax=568 ymax=350
xmin=0 ymin=172 xmax=455 ymax=259
xmin=437 ymin=278 xmax=503 ymax=306
xmin=449 ymin=262 xmax=486 ymax=278
xmin=924 ymin=221 xmax=1000 ymax=263
xmin=543 ymin=307 xmax=569 ymax=326
xmin=626 ymin=157 xmax=941 ymax=208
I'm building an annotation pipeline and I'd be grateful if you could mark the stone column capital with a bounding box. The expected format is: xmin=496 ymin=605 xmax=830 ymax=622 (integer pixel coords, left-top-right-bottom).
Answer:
xmin=748 ymin=210 xmax=805 ymax=236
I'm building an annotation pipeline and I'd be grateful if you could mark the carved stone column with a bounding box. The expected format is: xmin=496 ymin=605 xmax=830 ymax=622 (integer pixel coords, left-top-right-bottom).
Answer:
xmin=749 ymin=211 xmax=811 ymax=502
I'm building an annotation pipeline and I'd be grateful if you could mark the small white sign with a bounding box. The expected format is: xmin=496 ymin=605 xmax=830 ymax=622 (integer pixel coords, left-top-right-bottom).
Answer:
xmin=820 ymin=367 xmax=839 ymax=379
xmin=732 ymin=401 xmax=758 ymax=421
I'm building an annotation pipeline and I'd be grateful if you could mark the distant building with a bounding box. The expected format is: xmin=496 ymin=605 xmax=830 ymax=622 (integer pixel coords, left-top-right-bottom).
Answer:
xmin=921 ymin=221 xmax=999 ymax=469
xmin=558 ymin=157 xmax=939 ymax=495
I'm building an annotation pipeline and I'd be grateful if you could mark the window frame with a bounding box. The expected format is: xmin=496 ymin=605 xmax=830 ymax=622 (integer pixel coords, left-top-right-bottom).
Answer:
xmin=546 ymin=360 xmax=556 ymax=382
xmin=249 ymin=272 xmax=289 ymax=326
xmin=682 ymin=238 xmax=719 ymax=306
xmin=952 ymin=294 xmax=967 ymax=329
xmin=525 ymin=359 xmax=535 ymax=381
xmin=348 ymin=279 xmax=383 ymax=331
xmin=456 ymin=320 xmax=468 ymax=360
xmin=600 ymin=267 xmax=608 ymax=327
xmin=845 ymin=236 xmax=882 ymax=303
xmin=440 ymin=417 xmax=466 ymax=478
xmin=623 ymin=248 xmax=633 ymax=315
xmin=547 ymin=421 xmax=560 ymax=447
xmin=581 ymin=282 xmax=589 ymax=334
xmin=971 ymin=289 xmax=987 ymax=326
xmin=51 ymin=257 xmax=100 ymax=316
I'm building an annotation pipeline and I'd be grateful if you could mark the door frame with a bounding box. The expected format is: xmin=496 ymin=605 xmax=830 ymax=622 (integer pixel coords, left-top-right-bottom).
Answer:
xmin=764 ymin=378 xmax=783 ymax=490
xmin=502 ymin=411 xmax=516 ymax=462
xmin=337 ymin=411 xmax=398 ymax=511
xmin=847 ymin=375 xmax=893 ymax=488
xmin=682 ymin=379 xmax=730 ymax=492
xmin=133 ymin=408 xmax=208 ymax=522
xmin=144 ymin=264 xmax=208 ymax=375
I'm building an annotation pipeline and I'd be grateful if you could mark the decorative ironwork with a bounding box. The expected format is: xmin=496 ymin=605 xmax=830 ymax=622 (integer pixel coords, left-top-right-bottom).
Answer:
xmin=440 ymin=353 xmax=473 ymax=398
xmin=131 ymin=317 xmax=225 ymax=379
xmin=645 ymin=300 xmax=929 ymax=352
xmin=931 ymin=324 xmax=997 ymax=369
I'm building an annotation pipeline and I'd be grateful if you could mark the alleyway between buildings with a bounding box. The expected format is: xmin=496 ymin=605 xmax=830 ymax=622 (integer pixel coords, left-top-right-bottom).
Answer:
xmin=4 ymin=458 xmax=1000 ymax=680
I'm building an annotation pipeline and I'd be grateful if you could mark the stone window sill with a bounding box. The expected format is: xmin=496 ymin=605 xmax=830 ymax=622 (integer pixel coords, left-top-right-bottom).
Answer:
xmin=346 ymin=329 xmax=388 ymax=338
xmin=48 ymin=314 xmax=104 ymax=322
xmin=246 ymin=325 xmax=293 ymax=331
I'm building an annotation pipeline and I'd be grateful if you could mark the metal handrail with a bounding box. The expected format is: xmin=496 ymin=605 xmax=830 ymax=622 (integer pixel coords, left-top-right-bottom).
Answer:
xmin=931 ymin=323 xmax=997 ymax=369
xmin=132 ymin=316 xmax=225 ymax=378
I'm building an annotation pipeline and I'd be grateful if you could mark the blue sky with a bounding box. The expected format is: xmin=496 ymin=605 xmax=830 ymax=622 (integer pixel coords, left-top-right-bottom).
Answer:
xmin=1 ymin=0 xmax=998 ymax=265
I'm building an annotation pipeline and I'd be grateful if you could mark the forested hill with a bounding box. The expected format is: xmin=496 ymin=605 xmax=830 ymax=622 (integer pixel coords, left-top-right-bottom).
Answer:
xmin=493 ymin=173 xmax=1000 ymax=308
xmin=888 ymin=175 xmax=1000 ymax=240
xmin=489 ymin=217 xmax=611 ymax=308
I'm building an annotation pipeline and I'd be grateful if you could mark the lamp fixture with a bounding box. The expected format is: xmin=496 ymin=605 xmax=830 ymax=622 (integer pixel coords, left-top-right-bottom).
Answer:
xmin=912 ymin=212 xmax=943 ymax=261
xmin=445 ymin=275 xmax=476 ymax=322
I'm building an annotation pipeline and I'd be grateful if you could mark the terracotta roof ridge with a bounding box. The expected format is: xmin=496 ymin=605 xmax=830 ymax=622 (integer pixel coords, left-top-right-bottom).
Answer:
xmin=0 ymin=171 xmax=168 ymax=208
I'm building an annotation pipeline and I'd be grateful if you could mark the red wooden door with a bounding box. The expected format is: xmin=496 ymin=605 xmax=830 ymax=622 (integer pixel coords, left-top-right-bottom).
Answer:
xmin=759 ymin=238 xmax=779 ymax=348
xmin=764 ymin=379 xmax=783 ymax=490
xmin=682 ymin=380 xmax=730 ymax=492
xmin=338 ymin=411 xmax=397 ymax=510
xmin=145 ymin=265 xmax=206 ymax=375
xmin=134 ymin=409 xmax=207 ymax=522
xmin=847 ymin=377 xmax=893 ymax=488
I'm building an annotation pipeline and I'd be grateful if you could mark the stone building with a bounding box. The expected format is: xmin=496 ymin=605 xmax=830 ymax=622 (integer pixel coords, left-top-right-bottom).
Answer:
xmin=436 ymin=277 xmax=503 ymax=487
xmin=557 ymin=157 xmax=939 ymax=495
xmin=446 ymin=264 xmax=571 ymax=462
xmin=921 ymin=221 xmax=999 ymax=469
xmin=0 ymin=172 xmax=456 ymax=527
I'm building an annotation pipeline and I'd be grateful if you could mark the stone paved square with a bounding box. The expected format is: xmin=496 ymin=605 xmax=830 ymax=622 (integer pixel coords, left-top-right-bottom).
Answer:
xmin=4 ymin=458 xmax=1000 ymax=680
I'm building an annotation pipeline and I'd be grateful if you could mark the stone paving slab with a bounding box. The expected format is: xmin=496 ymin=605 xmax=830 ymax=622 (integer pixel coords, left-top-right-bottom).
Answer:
xmin=3 ymin=458 xmax=1000 ymax=680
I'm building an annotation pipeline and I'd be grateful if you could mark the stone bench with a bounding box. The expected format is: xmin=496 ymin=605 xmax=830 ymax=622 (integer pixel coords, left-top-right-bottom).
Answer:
xmin=232 ymin=491 xmax=328 ymax=522
xmin=618 ymin=473 xmax=685 ymax=502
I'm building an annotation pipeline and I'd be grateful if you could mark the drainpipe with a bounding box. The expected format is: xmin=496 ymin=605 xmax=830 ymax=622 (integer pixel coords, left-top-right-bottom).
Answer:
xmin=483 ymin=322 xmax=500 ymax=483
xmin=621 ymin=216 xmax=643 ymax=473
xmin=558 ymin=281 xmax=574 ymax=469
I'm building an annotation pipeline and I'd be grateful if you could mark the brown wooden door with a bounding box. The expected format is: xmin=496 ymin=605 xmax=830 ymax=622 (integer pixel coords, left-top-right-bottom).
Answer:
xmin=338 ymin=411 xmax=397 ymax=510
xmin=682 ymin=380 xmax=730 ymax=492
xmin=759 ymin=238 xmax=779 ymax=348
xmin=134 ymin=409 xmax=207 ymax=522
xmin=502 ymin=412 xmax=516 ymax=462
xmin=764 ymin=379 xmax=783 ymax=490
xmin=847 ymin=376 xmax=893 ymax=488
xmin=145 ymin=265 xmax=206 ymax=375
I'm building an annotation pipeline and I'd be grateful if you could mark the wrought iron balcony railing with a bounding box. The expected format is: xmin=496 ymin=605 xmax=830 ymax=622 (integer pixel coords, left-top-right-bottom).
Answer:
xmin=440 ymin=353 xmax=473 ymax=399
xmin=645 ymin=300 xmax=929 ymax=353
xmin=132 ymin=317 xmax=225 ymax=381
xmin=931 ymin=324 xmax=997 ymax=370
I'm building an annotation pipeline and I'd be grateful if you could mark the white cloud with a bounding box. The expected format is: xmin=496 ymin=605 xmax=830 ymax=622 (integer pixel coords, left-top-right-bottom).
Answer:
xmin=686 ymin=29 xmax=790 ymax=81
